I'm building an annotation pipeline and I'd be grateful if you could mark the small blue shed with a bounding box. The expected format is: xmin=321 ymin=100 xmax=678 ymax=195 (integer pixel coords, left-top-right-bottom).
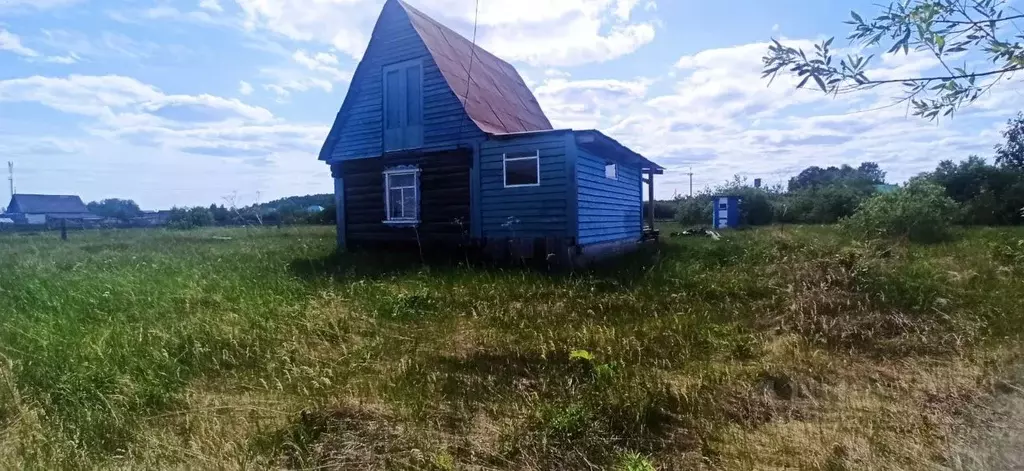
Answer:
xmin=712 ymin=195 xmax=741 ymax=229
xmin=317 ymin=0 xmax=664 ymax=264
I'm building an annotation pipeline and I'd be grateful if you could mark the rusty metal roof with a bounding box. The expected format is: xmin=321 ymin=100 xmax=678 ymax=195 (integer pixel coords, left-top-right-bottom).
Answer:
xmin=398 ymin=0 xmax=553 ymax=135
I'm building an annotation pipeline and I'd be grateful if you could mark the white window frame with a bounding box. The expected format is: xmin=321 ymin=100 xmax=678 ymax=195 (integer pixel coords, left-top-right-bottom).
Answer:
xmin=503 ymin=151 xmax=541 ymax=188
xmin=383 ymin=167 xmax=421 ymax=224
xmin=605 ymin=162 xmax=617 ymax=180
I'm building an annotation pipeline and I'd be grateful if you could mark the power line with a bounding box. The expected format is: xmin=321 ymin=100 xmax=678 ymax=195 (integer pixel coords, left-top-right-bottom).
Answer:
xmin=454 ymin=0 xmax=480 ymax=145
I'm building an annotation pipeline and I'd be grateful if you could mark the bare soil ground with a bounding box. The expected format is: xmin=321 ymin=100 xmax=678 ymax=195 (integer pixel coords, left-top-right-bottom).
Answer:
xmin=949 ymin=370 xmax=1024 ymax=471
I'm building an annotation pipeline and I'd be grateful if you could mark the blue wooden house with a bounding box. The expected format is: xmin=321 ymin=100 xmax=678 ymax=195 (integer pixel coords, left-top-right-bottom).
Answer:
xmin=318 ymin=0 xmax=664 ymax=263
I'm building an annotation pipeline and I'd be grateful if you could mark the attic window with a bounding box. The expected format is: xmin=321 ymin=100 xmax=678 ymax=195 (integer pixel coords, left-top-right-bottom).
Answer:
xmin=605 ymin=162 xmax=617 ymax=180
xmin=504 ymin=151 xmax=540 ymax=188
xmin=383 ymin=167 xmax=420 ymax=224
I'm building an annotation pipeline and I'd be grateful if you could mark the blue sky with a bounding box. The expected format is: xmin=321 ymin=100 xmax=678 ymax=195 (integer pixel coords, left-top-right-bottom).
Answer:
xmin=0 ymin=0 xmax=1017 ymax=209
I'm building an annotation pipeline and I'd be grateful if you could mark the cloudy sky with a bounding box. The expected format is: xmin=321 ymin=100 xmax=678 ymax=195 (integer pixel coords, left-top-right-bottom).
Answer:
xmin=1 ymin=0 xmax=1020 ymax=209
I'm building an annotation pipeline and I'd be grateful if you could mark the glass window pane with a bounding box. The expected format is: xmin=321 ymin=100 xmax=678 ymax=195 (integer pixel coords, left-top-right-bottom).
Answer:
xmin=505 ymin=158 xmax=538 ymax=186
xmin=605 ymin=163 xmax=616 ymax=179
xmin=389 ymin=173 xmax=415 ymax=188
xmin=389 ymin=189 xmax=404 ymax=219
xmin=403 ymin=189 xmax=417 ymax=219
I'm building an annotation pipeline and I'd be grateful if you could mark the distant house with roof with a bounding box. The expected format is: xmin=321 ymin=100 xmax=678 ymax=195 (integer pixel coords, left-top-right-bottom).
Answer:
xmin=318 ymin=0 xmax=663 ymax=264
xmin=2 ymin=194 xmax=101 ymax=226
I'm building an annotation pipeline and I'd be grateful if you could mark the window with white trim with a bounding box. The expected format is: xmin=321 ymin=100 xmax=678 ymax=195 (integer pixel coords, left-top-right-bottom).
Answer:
xmin=503 ymin=151 xmax=540 ymax=187
xmin=384 ymin=167 xmax=420 ymax=223
xmin=605 ymin=162 xmax=617 ymax=179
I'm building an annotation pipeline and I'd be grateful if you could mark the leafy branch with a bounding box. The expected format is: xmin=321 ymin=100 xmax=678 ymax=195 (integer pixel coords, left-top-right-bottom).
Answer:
xmin=763 ymin=0 xmax=1024 ymax=119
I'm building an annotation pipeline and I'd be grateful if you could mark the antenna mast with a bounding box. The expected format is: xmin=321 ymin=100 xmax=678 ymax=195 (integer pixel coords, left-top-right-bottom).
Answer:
xmin=7 ymin=162 xmax=14 ymax=198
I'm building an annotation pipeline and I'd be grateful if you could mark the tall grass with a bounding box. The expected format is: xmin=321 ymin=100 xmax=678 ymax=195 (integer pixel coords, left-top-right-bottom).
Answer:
xmin=0 ymin=225 xmax=1022 ymax=468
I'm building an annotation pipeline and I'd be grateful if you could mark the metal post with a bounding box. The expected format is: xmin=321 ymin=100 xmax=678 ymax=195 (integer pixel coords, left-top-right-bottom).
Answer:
xmin=647 ymin=169 xmax=655 ymax=229
xmin=60 ymin=219 xmax=67 ymax=241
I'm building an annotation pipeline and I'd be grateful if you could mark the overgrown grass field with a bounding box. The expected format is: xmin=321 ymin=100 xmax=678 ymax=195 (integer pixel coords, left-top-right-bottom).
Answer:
xmin=1 ymin=225 xmax=1022 ymax=469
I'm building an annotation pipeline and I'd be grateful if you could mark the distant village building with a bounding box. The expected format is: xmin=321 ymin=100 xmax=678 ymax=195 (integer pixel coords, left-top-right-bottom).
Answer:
xmin=136 ymin=210 xmax=173 ymax=227
xmin=305 ymin=205 xmax=326 ymax=214
xmin=2 ymin=194 xmax=101 ymax=226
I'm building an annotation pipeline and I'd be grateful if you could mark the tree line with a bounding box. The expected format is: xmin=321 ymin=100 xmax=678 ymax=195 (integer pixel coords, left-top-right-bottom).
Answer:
xmin=85 ymin=194 xmax=337 ymax=229
xmin=671 ymin=114 xmax=1024 ymax=228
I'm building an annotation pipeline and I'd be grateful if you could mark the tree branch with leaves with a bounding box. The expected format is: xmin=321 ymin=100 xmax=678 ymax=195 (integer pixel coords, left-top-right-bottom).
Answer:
xmin=763 ymin=0 xmax=1024 ymax=119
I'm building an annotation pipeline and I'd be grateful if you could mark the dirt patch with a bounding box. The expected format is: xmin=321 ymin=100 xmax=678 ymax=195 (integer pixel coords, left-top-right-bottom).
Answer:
xmin=948 ymin=375 xmax=1024 ymax=470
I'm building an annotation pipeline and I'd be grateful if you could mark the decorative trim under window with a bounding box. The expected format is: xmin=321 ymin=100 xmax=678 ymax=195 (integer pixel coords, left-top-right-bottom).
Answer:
xmin=383 ymin=166 xmax=421 ymax=225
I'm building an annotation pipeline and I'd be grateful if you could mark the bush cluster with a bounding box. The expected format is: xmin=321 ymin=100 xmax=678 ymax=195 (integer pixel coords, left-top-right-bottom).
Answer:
xmin=673 ymin=157 xmax=1023 ymax=243
xmin=840 ymin=181 xmax=959 ymax=243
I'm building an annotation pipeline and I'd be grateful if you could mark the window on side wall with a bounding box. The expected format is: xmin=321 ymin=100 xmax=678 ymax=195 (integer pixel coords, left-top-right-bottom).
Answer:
xmin=504 ymin=151 xmax=540 ymax=187
xmin=383 ymin=167 xmax=420 ymax=224
xmin=605 ymin=162 xmax=617 ymax=179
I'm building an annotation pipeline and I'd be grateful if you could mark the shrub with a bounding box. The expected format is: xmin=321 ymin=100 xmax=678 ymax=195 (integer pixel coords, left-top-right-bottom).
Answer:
xmin=921 ymin=156 xmax=1024 ymax=225
xmin=167 ymin=206 xmax=215 ymax=229
xmin=781 ymin=185 xmax=872 ymax=224
xmin=840 ymin=181 xmax=959 ymax=243
xmin=643 ymin=201 xmax=677 ymax=221
xmin=675 ymin=196 xmax=713 ymax=226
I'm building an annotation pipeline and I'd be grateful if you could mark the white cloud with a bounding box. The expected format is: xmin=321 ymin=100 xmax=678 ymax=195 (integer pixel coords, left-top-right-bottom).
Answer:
xmin=544 ymin=69 xmax=572 ymax=79
xmin=239 ymin=80 xmax=254 ymax=95
xmin=530 ymin=39 xmax=1016 ymax=195
xmin=291 ymin=50 xmax=350 ymax=81
xmin=0 ymin=136 xmax=87 ymax=156
xmin=535 ymin=77 xmax=651 ymax=129
xmin=0 ymin=0 xmax=81 ymax=11
xmin=482 ymin=19 xmax=655 ymax=67
xmin=38 ymin=30 xmax=161 ymax=60
xmin=257 ymin=48 xmax=352 ymax=99
xmin=263 ymin=77 xmax=333 ymax=99
xmin=0 ymin=75 xmax=164 ymax=117
xmin=231 ymin=0 xmax=657 ymax=65
xmin=140 ymin=94 xmax=274 ymax=122
xmin=0 ymin=29 xmax=40 ymax=57
xmin=0 ymin=75 xmax=303 ymax=162
xmin=41 ymin=53 xmax=79 ymax=64
xmin=199 ymin=0 xmax=224 ymax=12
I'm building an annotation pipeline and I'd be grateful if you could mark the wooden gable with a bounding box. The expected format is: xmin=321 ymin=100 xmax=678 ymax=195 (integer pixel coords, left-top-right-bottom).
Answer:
xmin=319 ymin=0 xmax=483 ymax=161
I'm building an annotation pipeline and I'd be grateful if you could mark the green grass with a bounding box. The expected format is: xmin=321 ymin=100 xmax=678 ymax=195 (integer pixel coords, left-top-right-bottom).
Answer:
xmin=0 ymin=224 xmax=1022 ymax=469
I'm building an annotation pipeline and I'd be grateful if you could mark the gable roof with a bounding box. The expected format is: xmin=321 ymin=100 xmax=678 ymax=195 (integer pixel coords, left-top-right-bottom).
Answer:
xmin=396 ymin=0 xmax=553 ymax=136
xmin=7 ymin=194 xmax=92 ymax=215
xmin=319 ymin=0 xmax=554 ymax=161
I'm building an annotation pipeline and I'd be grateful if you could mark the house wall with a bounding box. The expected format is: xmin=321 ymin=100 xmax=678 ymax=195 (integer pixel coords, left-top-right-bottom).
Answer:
xmin=334 ymin=149 xmax=471 ymax=246
xmin=575 ymin=147 xmax=643 ymax=245
xmin=324 ymin=1 xmax=483 ymax=161
xmin=479 ymin=133 xmax=571 ymax=239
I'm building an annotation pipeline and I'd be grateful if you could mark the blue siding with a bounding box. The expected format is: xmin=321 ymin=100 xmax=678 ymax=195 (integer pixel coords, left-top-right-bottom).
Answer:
xmin=326 ymin=1 xmax=483 ymax=160
xmin=479 ymin=133 xmax=570 ymax=238
xmin=576 ymin=148 xmax=642 ymax=245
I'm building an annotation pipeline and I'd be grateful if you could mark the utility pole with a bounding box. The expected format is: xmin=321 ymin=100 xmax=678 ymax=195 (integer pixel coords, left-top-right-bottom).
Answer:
xmin=7 ymin=162 xmax=14 ymax=199
xmin=686 ymin=167 xmax=694 ymax=197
